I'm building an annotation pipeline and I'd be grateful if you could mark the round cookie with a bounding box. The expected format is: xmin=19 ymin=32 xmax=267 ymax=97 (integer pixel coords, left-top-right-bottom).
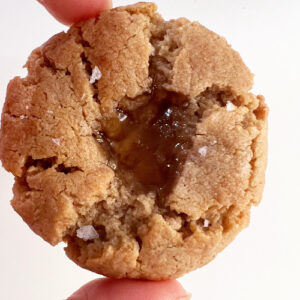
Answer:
xmin=0 ymin=2 xmax=268 ymax=280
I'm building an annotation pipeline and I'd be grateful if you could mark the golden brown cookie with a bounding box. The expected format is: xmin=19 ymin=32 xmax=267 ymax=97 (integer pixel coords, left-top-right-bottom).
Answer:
xmin=0 ymin=2 xmax=268 ymax=280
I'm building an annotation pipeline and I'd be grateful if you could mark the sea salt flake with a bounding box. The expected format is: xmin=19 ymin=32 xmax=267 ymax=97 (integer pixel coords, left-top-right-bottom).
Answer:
xmin=118 ymin=112 xmax=127 ymax=122
xmin=20 ymin=115 xmax=27 ymax=119
xmin=52 ymin=138 xmax=61 ymax=146
xmin=203 ymin=219 xmax=210 ymax=228
xmin=226 ymin=101 xmax=236 ymax=111
xmin=210 ymin=140 xmax=217 ymax=145
xmin=198 ymin=146 xmax=207 ymax=156
xmin=90 ymin=66 xmax=102 ymax=84
xmin=165 ymin=108 xmax=172 ymax=117
xmin=47 ymin=110 xmax=53 ymax=114
xmin=108 ymin=162 xmax=117 ymax=170
xmin=76 ymin=225 xmax=99 ymax=241
xmin=25 ymin=105 xmax=29 ymax=110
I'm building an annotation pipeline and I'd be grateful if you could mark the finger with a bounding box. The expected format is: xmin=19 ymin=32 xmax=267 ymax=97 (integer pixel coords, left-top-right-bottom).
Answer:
xmin=67 ymin=278 xmax=192 ymax=300
xmin=37 ymin=0 xmax=112 ymax=26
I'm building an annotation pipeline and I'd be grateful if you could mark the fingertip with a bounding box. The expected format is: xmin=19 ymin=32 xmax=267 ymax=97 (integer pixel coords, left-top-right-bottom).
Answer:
xmin=68 ymin=278 xmax=191 ymax=300
xmin=39 ymin=0 xmax=113 ymax=26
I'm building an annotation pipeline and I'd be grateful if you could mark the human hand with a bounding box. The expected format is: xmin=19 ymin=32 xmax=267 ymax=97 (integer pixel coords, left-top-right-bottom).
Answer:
xmin=36 ymin=1 xmax=191 ymax=299
xmin=67 ymin=278 xmax=191 ymax=300
xmin=37 ymin=0 xmax=112 ymax=25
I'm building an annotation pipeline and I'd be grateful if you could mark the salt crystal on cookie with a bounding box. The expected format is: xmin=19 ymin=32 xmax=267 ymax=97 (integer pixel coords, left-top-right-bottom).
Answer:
xmin=52 ymin=138 xmax=61 ymax=146
xmin=203 ymin=219 xmax=210 ymax=228
xmin=76 ymin=225 xmax=99 ymax=241
xmin=90 ymin=66 xmax=102 ymax=84
xmin=226 ymin=101 xmax=236 ymax=111
xmin=198 ymin=146 xmax=208 ymax=156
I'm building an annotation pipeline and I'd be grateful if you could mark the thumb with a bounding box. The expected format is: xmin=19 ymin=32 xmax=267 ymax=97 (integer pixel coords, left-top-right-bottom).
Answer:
xmin=67 ymin=278 xmax=192 ymax=300
xmin=37 ymin=0 xmax=112 ymax=25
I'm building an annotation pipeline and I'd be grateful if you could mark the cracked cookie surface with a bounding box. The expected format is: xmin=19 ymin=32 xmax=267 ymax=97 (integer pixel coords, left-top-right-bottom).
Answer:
xmin=0 ymin=2 xmax=268 ymax=280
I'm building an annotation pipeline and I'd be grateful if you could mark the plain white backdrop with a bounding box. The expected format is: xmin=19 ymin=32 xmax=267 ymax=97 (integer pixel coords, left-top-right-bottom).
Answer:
xmin=0 ymin=0 xmax=299 ymax=299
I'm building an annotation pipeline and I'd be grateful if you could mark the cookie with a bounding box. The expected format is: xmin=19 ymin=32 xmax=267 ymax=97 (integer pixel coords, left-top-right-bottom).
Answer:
xmin=0 ymin=2 xmax=268 ymax=280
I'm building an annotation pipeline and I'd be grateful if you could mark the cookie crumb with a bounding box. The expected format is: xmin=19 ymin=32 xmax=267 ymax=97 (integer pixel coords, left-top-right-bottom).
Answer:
xmin=90 ymin=66 xmax=102 ymax=84
xmin=52 ymin=138 xmax=61 ymax=146
xmin=25 ymin=105 xmax=29 ymax=110
xmin=203 ymin=219 xmax=210 ymax=228
xmin=226 ymin=101 xmax=236 ymax=111
xmin=210 ymin=140 xmax=217 ymax=145
xmin=76 ymin=225 xmax=99 ymax=241
xmin=198 ymin=146 xmax=207 ymax=156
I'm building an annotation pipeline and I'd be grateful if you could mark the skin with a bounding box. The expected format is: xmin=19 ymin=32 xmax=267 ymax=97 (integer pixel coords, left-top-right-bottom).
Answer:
xmin=36 ymin=1 xmax=192 ymax=299
xmin=37 ymin=0 xmax=113 ymax=25
xmin=67 ymin=278 xmax=191 ymax=300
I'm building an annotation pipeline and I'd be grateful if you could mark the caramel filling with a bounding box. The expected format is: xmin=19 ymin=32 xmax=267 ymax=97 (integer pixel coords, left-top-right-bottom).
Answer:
xmin=98 ymin=90 xmax=198 ymax=190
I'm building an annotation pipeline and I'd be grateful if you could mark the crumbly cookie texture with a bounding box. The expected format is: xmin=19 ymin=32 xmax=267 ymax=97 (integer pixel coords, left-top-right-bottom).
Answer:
xmin=0 ymin=2 xmax=268 ymax=280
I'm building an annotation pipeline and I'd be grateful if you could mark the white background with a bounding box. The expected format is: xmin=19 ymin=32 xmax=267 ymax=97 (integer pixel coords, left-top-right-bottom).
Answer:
xmin=0 ymin=0 xmax=299 ymax=299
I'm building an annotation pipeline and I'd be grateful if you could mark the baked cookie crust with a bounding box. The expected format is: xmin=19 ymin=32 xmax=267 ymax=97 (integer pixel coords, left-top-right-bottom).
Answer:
xmin=0 ymin=2 xmax=268 ymax=280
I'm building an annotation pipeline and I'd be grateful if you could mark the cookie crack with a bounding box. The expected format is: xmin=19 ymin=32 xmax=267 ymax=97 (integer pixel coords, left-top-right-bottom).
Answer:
xmin=71 ymin=27 xmax=101 ymax=105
